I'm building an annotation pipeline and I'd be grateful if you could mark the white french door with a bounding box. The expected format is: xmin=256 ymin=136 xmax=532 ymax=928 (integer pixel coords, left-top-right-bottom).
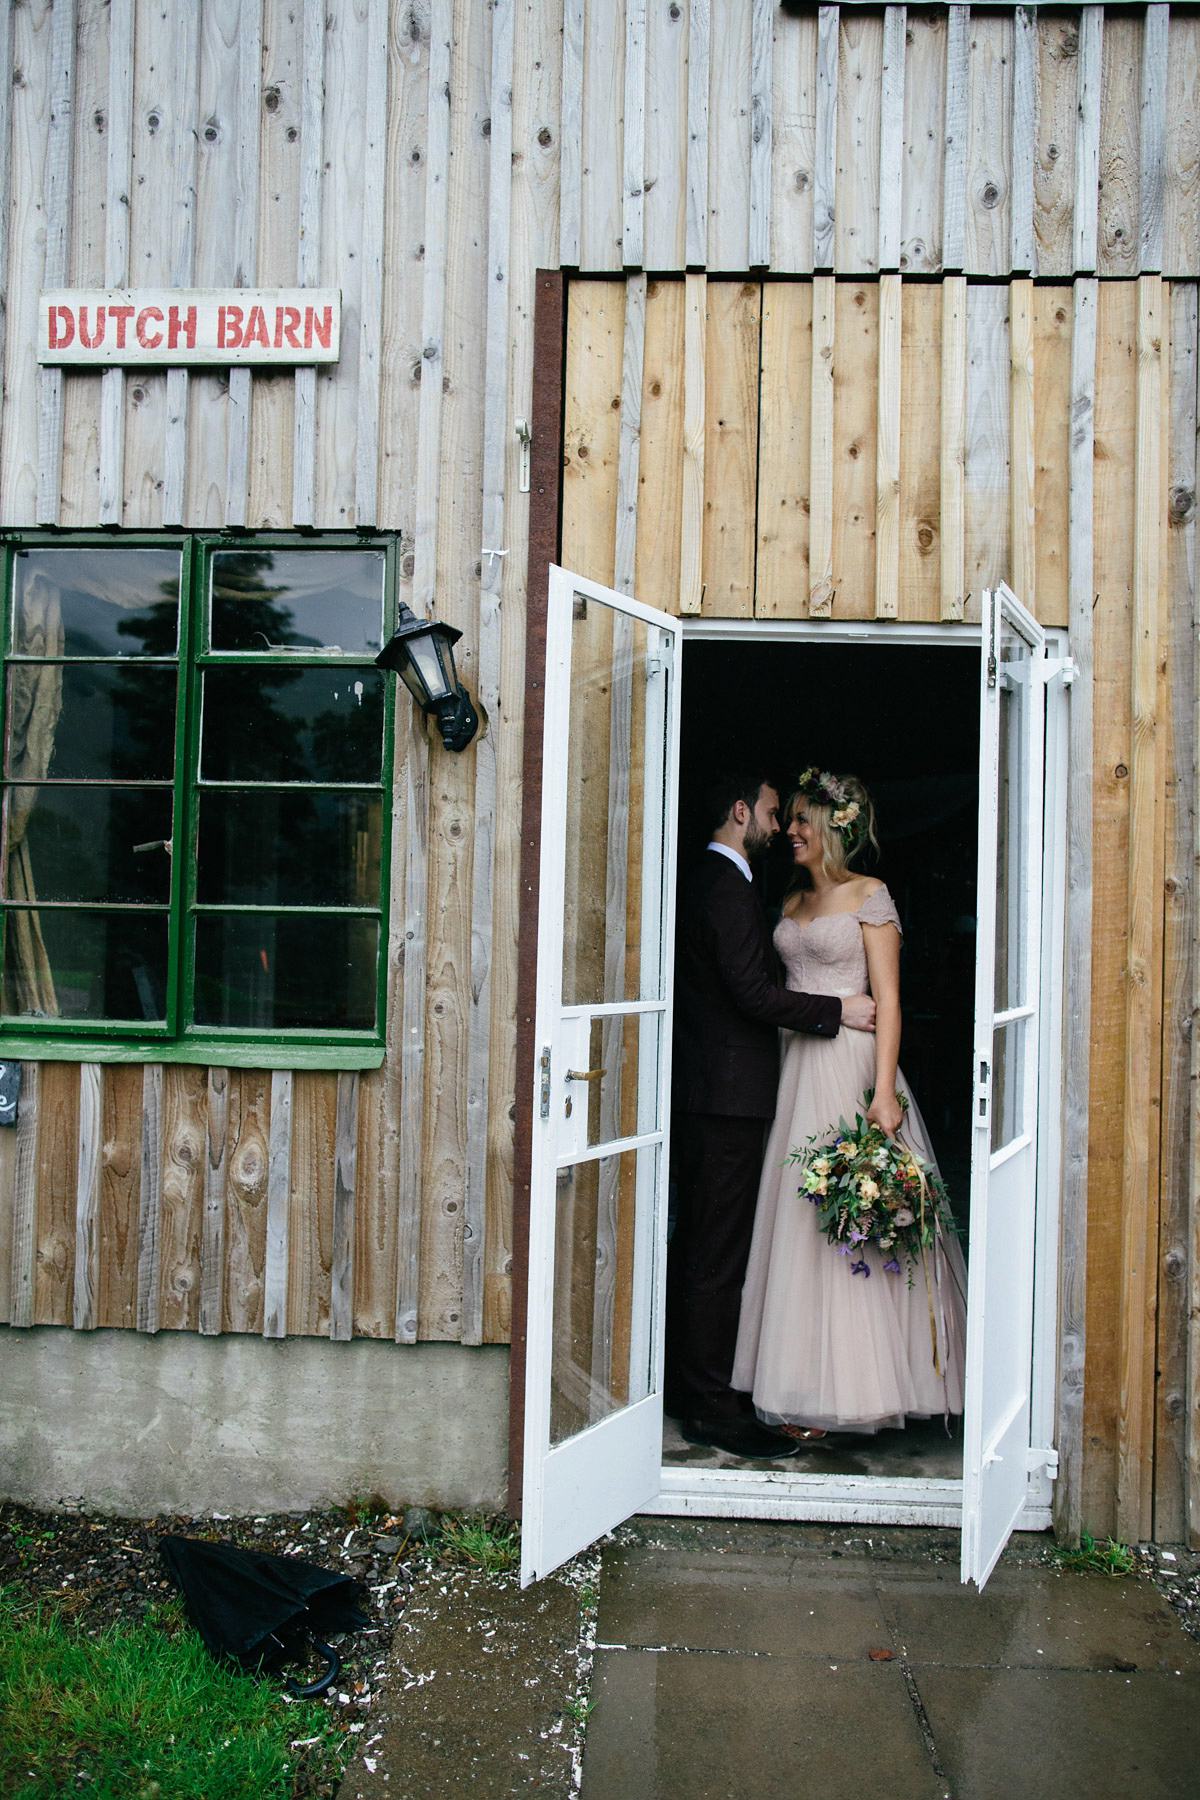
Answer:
xmin=961 ymin=585 xmax=1047 ymax=1588
xmin=520 ymin=567 xmax=682 ymax=1587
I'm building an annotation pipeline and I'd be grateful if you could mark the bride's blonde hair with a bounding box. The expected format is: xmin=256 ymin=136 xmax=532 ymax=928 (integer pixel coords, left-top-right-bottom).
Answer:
xmin=785 ymin=770 xmax=878 ymax=887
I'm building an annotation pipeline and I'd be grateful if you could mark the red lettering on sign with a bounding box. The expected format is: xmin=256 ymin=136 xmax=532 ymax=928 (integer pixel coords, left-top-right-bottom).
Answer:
xmin=110 ymin=305 xmax=135 ymax=349
xmin=244 ymin=304 xmax=270 ymax=348
xmin=136 ymin=306 xmax=164 ymax=349
xmin=48 ymin=305 xmax=75 ymax=350
xmin=78 ymin=305 xmax=105 ymax=348
xmin=305 ymin=305 xmax=333 ymax=350
xmin=282 ymin=307 xmax=302 ymax=349
xmin=168 ymin=304 xmax=197 ymax=350
xmin=219 ymin=305 xmax=243 ymax=350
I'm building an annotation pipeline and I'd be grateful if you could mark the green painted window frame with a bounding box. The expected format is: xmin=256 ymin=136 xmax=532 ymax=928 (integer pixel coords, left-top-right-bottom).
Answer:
xmin=0 ymin=532 xmax=396 ymax=1070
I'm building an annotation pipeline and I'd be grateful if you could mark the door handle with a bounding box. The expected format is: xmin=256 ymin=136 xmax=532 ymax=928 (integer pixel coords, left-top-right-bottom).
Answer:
xmin=565 ymin=1067 xmax=607 ymax=1082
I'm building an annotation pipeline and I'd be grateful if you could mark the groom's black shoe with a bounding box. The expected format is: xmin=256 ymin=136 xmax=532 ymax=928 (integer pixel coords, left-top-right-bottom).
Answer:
xmin=681 ymin=1416 xmax=802 ymax=1459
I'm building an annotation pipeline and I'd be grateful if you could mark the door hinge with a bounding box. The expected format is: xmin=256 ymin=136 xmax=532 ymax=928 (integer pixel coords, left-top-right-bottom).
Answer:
xmin=539 ymin=1045 xmax=551 ymax=1119
xmin=986 ymin=651 xmax=997 ymax=689
xmin=1026 ymin=1447 xmax=1059 ymax=1476
xmin=1039 ymin=656 xmax=1078 ymax=687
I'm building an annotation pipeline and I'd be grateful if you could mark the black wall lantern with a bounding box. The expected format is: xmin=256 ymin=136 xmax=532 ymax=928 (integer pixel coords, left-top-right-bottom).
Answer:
xmin=375 ymin=602 xmax=480 ymax=752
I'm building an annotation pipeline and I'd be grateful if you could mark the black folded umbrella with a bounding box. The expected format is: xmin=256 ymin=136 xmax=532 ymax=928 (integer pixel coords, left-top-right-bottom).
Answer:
xmin=158 ymin=1535 xmax=369 ymax=1697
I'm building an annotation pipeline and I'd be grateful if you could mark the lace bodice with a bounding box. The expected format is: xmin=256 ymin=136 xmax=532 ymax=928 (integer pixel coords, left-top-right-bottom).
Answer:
xmin=773 ymin=884 xmax=902 ymax=999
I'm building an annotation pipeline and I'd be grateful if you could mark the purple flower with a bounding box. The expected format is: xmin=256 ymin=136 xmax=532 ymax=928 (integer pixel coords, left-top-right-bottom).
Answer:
xmin=849 ymin=1228 xmax=867 ymax=1245
xmin=835 ymin=1244 xmax=852 ymax=1256
xmin=882 ymin=1258 xmax=901 ymax=1274
xmin=849 ymin=1258 xmax=871 ymax=1278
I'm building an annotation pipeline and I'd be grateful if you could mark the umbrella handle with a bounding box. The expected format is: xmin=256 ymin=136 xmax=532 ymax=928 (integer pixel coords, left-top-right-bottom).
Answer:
xmin=285 ymin=1632 xmax=342 ymax=1699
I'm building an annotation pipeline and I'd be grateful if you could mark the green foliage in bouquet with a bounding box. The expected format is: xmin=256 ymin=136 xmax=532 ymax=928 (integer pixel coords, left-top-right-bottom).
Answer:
xmin=787 ymin=1090 xmax=959 ymax=1285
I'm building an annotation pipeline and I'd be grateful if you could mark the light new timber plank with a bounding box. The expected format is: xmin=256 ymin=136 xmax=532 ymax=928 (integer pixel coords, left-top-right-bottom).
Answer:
xmin=8 ymin=1065 xmax=39 ymax=1329
xmin=942 ymin=3 xmax=969 ymax=273
xmin=614 ymin=272 xmax=646 ymax=596
xmin=686 ymin=0 xmax=709 ymax=266
xmin=678 ymin=272 xmax=705 ymax=614
xmin=292 ymin=0 xmax=325 ymax=525
xmin=875 ymin=271 xmax=901 ymax=617
xmin=964 ymin=8 xmax=1013 ymax=279
xmin=769 ymin=1 xmax=815 ymax=275
xmin=223 ymin=1071 xmax=270 ymax=1335
xmin=637 ymin=278 xmax=685 ymax=615
xmin=707 ymin=0 xmax=750 ymax=272
xmin=288 ymin=1073 xmax=335 ymax=1337
xmin=353 ymin=0 xmax=389 ymax=529
xmin=137 ymin=1064 xmax=163 ymax=1334
xmin=1010 ymin=278 xmax=1036 ymax=614
xmin=832 ymin=280 xmax=879 ymax=618
xmin=158 ymin=1067 xmax=205 ymax=1333
xmin=877 ymin=6 xmax=905 ymax=273
xmin=1074 ymin=5 xmax=1103 ymax=276
xmin=900 ymin=6 xmax=944 ymax=275
xmin=644 ymin=0 xmax=687 ymax=269
xmin=623 ymin=0 xmax=646 ymax=267
xmin=36 ymin=0 xmax=77 ymax=528
xmin=330 ymin=1070 xmax=358 ymax=1340
xmin=1010 ymin=5 xmax=1036 ymax=275
xmin=581 ymin=0 xmax=623 ymax=270
xmin=161 ymin=3 xmax=202 ymax=527
xmin=4 ymin=0 xmax=52 ymax=526
xmin=263 ymin=1068 xmax=293 ymax=1338
xmin=701 ymin=281 xmax=759 ymax=617
xmin=1140 ymin=3 xmax=1169 ymax=275
xmin=34 ymin=1062 xmax=78 ymax=1328
xmin=560 ymin=0 xmax=583 ymax=265
xmin=1164 ymin=14 xmax=1200 ymax=281
xmin=898 ymin=281 xmax=942 ymax=621
xmin=224 ymin=0 xmax=262 ymax=528
xmin=835 ymin=8 xmax=881 ymax=274
xmin=1033 ymin=287 xmax=1072 ymax=630
xmin=248 ymin=0 xmax=302 ymax=527
xmin=1098 ymin=12 xmax=1140 ymax=279
xmin=813 ymin=4 xmax=838 ymax=271
xmin=749 ymin=0 xmax=772 ymax=268
xmin=1116 ymin=274 xmax=1163 ymax=1546
xmin=59 ymin=0 xmax=107 ymax=531
xmin=563 ymin=281 xmax=624 ymax=585
xmin=809 ymin=272 xmax=836 ymax=613
xmin=72 ymin=1064 xmax=102 ymax=1331
xmin=200 ymin=1068 xmax=229 ymax=1337
xmin=964 ymin=283 xmax=1010 ymax=610
xmin=756 ymin=281 xmax=812 ymax=618
xmin=1034 ymin=9 xmax=1080 ymax=280
xmin=1056 ymin=274 xmax=1097 ymax=1548
xmin=99 ymin=0 xmax=132 ymax=524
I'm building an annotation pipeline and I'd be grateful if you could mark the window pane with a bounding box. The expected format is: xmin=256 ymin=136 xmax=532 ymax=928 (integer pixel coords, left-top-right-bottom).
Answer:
xmin=210 ymin=549 xmax=385 ymax=655
xmin=200 ymin=668 xmax=384 ymax=784
xmin=4 ymin=786 xmax=173 ymax=903
xmin=196 ymin=790 xmax=382 ymax=906
xmin=193 ymin=913 xmax=379 ymax=1030
xmin=5 ymin=664 xmax=177 ymax=781
xmin=1 ymin=908 xmax=168 ymax=1022
xmin=12 ymin=547 xmax=180 ymax=657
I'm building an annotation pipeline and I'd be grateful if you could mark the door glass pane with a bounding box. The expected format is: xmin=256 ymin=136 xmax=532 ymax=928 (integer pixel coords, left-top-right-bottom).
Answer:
xmin=210 ymin=549 xmax=385 ymax=656
xmin=196 ymin=790 xmax=382 ymax=906
xmin=990 ymin=1018 xmax=1026 ymax=1154
xmin=193 ymin=912 xmax=379 ymax=1030
xmin=12 ymin=547 xmax=181 ymax=657
xmin=200 ymin=668 xmax=385 ymax=783
xmin=1 ymin=908 xmax=169 ymax=1021
xmin=4 ymin=786 xmax=174 ymax=903
xmin=551 ymin=1144 xmax=659 ymax=1446
xmin=5 ymin=665 xmax=178 ymax=781
xmin=561 ymin=599 xmax=670 ymax=1006
xmin=993 ymin=639 xmax=1028 ymax=1014
xmin=577 ymin=1011 xmax=662 ymax=1147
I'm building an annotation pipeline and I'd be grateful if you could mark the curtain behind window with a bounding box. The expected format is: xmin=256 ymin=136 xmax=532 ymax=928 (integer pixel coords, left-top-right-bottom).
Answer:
xmin=4 ymin=568 xmax=63 ymax=1015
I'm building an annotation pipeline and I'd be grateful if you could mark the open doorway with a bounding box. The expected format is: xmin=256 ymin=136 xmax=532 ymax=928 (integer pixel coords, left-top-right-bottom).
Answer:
xmin=663 ymin=632 xmax=980 ymax=1485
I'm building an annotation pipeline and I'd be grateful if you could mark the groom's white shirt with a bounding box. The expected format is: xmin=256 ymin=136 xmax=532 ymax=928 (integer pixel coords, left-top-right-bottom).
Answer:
xmin=706 ymin=841 xmax=753 ymax=882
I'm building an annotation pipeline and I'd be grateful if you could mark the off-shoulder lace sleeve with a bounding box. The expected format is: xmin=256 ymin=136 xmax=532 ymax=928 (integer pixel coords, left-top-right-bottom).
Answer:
xmin=856 ymin=884 xmax=902 ymax=937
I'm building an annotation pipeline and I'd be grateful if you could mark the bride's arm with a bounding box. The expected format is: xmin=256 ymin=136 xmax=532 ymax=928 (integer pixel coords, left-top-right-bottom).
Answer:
xmin=862 ymin=923 xmax=903 ymax=1136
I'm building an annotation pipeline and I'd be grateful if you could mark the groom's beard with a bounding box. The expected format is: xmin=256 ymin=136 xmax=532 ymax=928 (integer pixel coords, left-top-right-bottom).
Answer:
xmin=742 ymin=822 xmax=773 ymax=861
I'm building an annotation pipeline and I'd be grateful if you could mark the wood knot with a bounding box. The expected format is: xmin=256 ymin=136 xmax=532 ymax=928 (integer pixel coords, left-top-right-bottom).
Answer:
xmin=537 ymin=125 xmax=552 ymax=146
xmin=1170 ymin=486 xmax=1195 ymax=525
xmin=1165 ymin=1251 xmax=1186 ymax=1282
xmin=794 ymin=169 xmax=810 ymax=193
xmin=916 ymin=522 xmax=935 ymax=553
xmin=1114 ymin=763 xmax=1128 ymax=780
xmin=980 ymin=181 xmax=1001 ymax=209
xmin=1165 ymin=1388 xmax=1186 ymax=1418
xmin=651 ymin=380 xmax=662 ymax=396
xmin=264 ymin=86 xmax=280 ymax=112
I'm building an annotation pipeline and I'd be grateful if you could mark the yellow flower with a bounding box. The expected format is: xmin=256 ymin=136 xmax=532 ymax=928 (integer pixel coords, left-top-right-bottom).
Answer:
xmin=858 ymin=1176 xmax=880 ymax=1201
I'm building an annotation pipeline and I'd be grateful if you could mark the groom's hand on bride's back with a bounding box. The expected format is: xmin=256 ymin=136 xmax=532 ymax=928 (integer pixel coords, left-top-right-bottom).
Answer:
xmin=840 ymin=995 xmax=876 ymax=1032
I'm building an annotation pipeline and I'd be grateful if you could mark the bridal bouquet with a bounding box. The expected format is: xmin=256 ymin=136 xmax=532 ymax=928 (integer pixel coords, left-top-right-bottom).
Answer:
xmin=788 ymin=1092 xmax=959 ymax=1283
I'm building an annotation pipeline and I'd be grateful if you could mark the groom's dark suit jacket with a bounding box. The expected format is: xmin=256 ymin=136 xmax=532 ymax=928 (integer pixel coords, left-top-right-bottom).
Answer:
xmin=672 ymin=849 xmax=842 ymax=1119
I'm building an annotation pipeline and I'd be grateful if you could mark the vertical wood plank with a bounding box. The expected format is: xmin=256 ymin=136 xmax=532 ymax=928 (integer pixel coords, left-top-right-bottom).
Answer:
xmin=1140 ymin=2 xmax=1169 ymax=275
xmin=563 ymin=281 xmax=624 ymax=584
xmin=678 ymin=271 xmax=706 ymax=615
xmin=900 ymin=6 xmax=944 ymax=275
xmin=1010 ymin=277 xmax=1036 ymax=611
xmin=685 ymin=0 xmax=708 ymax=266
xmin=560 ymin=0 xmax=583 ymax=264
xmin=0 ymin=1125 xmax=13 ymax=1326
xmin=831 ymin=279 xmax=879 ymax=618
xmin=291 ymin=0 xmax=324 ymax=525
xmin=137 ymin=1064 xmax=163 ymax=1334
xmin=940 ymin=273 xmax=967 ymax=618
xmin=353 ymin=0 xmax=390 ymax=528
xmin=1116 ymin=273 xmax=1163 ymax=1545
xmin=581 ymin=0 xmax=624 ymax=270
xmin=160 ymin=2 xmax=201 ymax=527
xmin=835 ymin=8 xmax=881 ymax=274
xmin=158 ymin=1066 xmax=205 ymax=1332
xmin=633 ymin=278 xmax=684 ymax=619
xmin=1097 ymin=11 xmax=1140 ymax=279
xmin=223 ymin=1070 xmax=270 ymax=1335
xmin=288 ymin=1073 xmax=335 ymax=1336
xmin=898 ymin=279 xmax=942 ymax=622
xmin=749 ymin=0 xmax=772 ymax=268
xmin=263 ymin=1068 xmax=292 ymax=1338
xmin=1164 ymin=13 xmax=1200 ymax=281
xmin=1033 ymin=286 xmax=1072 ymax=630
xmin=223 ymin=0 xmax=262 ymax=528
xmin=769 ymin=1 xmax=815 ymax=275
xmin=72 ymin=1064 xmax=102 ymax=1330
xmin=200 ymin=1067 xmax=228 ymax=1337
xmin=330 ymin=1070 xmax=358 ymax=1341
xmin=99 ymin=0 xmax=132 ymax=524
xmin=623 ymin=0 xmax=646 ymax=268
xmin=964 ymin=282 xmax=1010 ymax=609
xmin=248 ymin=0 xmax=301 ymax=528
xmin=614 ymin=272 xmax=646 ymax=597
xmin=809 ymin=271 xmax=836 ymax=613
xmin=122 ymin=0 xmax=171 ymax=526
xmin=1010 ymin=4 xmax=1037 ymax=276
xmin=874 ymin=270 xmax=901 ymax=617
xmin=96 ymin=1065 xmax=141 ymax=1331
xmin=34 ymin=1062 xmax=78 ymax=1327
xmin=942 ymin=2 xmax=969 ymax=273
xmin=964 ymin=8 xmax=1013 ymax=279
xmin=706 ymin=0 xmax=750 ymax=272
xmin=643 ymin=0 xmax=687 ymax=269
xmin=1074 ymin=5 xmax=1103 ymax=276
xmin=59 ymin=0 xmax=106 ymax=531
xmin=0 ymin=0 xmax=13 ymax=496
xmin=701 ymin=281 xmax=759 ymax=617
xmin=36 ymin=0 xmax=77 ymax=528
xmin=8 ymin=1064 xmax=39 ymax=1329
xmin=376 ymin=0 xmax=430 ymax=536
xmin=1034 ymin=8 xmax=1079 ymax=281
xmin=3 ymin=0 xmax=53 ymax=526
xmin=352 ymin=1067 xmax=393 ymax=1337
xmin=756 ymin=280 xmax=812 ymax=619
xmin=813 ymin=3 xmax=838 ymax=271
xmin=877 ymin=5 xmax=905 ymax=274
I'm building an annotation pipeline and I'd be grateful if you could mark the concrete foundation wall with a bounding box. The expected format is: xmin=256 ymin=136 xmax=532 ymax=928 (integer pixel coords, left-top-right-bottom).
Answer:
xmin=0 ymin=1330 xmax=510 ymax=1517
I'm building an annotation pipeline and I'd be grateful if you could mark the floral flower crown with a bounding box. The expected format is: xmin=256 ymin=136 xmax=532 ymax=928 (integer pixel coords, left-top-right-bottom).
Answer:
xmin=795 ymin=766 xmax=866 ymax=845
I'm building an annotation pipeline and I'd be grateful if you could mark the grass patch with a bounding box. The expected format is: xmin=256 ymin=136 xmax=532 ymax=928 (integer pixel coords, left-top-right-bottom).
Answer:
xmin=437 ymin=1514 xmax=521 ymax=1574
xmin=1050 ymin=1531 xmax=1138 ymax=1577
xmin=0 ymin=1586 xmax=344 ymax=1800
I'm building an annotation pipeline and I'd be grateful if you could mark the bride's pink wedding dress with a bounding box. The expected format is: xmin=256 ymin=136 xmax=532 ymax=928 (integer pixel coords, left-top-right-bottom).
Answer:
xmin=732 ymin=885 xmax=968 ymax=1432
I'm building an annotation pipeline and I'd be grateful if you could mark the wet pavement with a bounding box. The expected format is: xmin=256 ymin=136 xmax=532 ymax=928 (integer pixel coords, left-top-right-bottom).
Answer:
xmin=581 ymin=1520 xmax=1200 ymax=1800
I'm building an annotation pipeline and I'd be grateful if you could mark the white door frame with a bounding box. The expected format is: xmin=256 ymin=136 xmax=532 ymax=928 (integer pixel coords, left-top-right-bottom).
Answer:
xmin=647 ymin=615 xmax=1069 ymax=1530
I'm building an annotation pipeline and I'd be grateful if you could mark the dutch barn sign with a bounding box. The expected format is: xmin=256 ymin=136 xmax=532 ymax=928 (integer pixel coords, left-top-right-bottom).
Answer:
xmin=37 ymin=289 xmax=341 ymax=366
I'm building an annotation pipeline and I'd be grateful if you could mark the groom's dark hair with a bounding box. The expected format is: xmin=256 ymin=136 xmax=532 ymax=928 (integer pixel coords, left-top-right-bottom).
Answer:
xmin=706 ymin=773 xmax=775 ymax=836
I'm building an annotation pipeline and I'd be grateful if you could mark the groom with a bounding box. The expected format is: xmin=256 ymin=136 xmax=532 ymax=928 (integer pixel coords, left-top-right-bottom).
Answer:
xmin=666 ymin=773 xmax=876 ymax=1458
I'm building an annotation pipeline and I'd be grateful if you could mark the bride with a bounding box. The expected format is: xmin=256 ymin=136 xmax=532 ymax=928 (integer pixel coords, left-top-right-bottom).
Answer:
xmin=732 ymin=769 xmax=967 ymax=1433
